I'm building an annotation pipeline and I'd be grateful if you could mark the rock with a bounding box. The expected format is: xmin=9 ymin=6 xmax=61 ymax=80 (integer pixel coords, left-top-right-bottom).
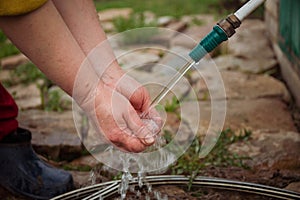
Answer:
xmin=157 ymin=16 xmax=174 ymax=26
xmin=101 ymin=21 xmax=115 ymax=32
xmin=117 ymin=50 xmax=160 ymax=69
xmin=0 ymin=69 xmax=10 ymax=82
xmin=15 ymin=96 xmax=41 ymax=111
xmin=183 ymin=24 xmax=215 ymax=42
xmin=170 ymin=30 xmax=197 ymax=50
xmin=98 ymin=8 xmax=133 ymax=22
xmin=18 ymin=110 xmax=83 ymax=161
xmin=7 ymin=83 xmax=41 ymax=110
xmin=192 ymin=70 xmax=290 ymax=102
xmin=165 ymin=21 xmax=188 ymax=33
xmin=70 ymin=155 xmax=99 ymax=168
xmin=170 ymin=14 xmax=216 ymax=49
xmin=171 ymin=24 xmax=215 ymax=49
xmin=181 ymin=14 xmax=216 ymax=26
xmin=214 ymin=55 xmax=278 ymax=74
xmin=143 ymin=11 xmax=156 ymax=24
xmin=0 ymin=54 xmax=29 ymax=69
xmin=153 ymin=46 xmax=191 ymax=75
xmin=229 ymin=130 xmax=300 ymax=172
xmin=149 ymin=23 xmax=188 ymax=47
xmin=181 ymin=98 xmax=297 ymax=134
xmin=225 ymin=99 xmax=296 ymax=131
xmin=285 ymin=182 xmax=300 ymax=193
xmin=69 ymin=171 xmax=91 ymax=188
xmin=222 ymin=71 xmax=290 ymax=101
xmin=227 ymin=19 xmax=275 ymax=59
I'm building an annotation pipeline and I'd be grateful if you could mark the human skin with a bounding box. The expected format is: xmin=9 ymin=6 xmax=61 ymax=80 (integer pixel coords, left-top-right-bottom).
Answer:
xmin=0 ymin=0 xmax=161 ymax=152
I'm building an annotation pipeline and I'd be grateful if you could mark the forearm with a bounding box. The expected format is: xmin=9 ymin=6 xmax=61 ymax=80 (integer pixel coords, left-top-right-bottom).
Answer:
xmin=52 ymin=0 xmax=122 ymax=82
xmin=52 ymin=0 xmax=106 ymax=55
xmin=0 ymin=0 xmax=86 ymax=95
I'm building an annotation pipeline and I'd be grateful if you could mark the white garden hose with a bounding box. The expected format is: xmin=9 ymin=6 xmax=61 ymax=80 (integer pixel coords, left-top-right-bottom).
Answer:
xmin=234 ymin=0 xmax=266 ymax=21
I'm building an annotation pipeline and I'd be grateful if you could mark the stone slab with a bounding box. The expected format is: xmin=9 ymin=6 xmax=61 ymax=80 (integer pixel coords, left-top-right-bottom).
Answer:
xmin=170 ymin=25 xmax=213 ymax=49
xmin=191 ymin=70 xmax=290 ymax=102
xmin=181 ymin=98 xmax=297 ymax=134
xmin=157 ymin=16 xmax=174 ymax=27
xmin=229 ymin=130 xmax=300 ymax=172
xmin=70 ymin=155 xmax=99 ymax=168
xmin=165 ymin=21 xmax=188 ymax=33
xmin=0 ymin=69 xmax=10 ymax=82
xmin=7 ymin=83 xmax=42 ymax=110
xmin=69 ymin=171 xmax=91 ymax=188
xmin=285 ymin=182 xmax=300 ymax=193
xmin=181 ymin=14 xmax=216 ymax=27
xmin=227 ymin=19 xmax=275 ymax=59
xmin=143 ymin=11 xmax=156 ymax=24
xmin=0 ymin=54 xmax=29 ymax=69
xmin=98 ymin=8 xmax=133 ymax=22
xmin=18 ymin=110 xmax=82 ymax=161
xmin=101 ymin=21 xmax=115 ymax=32
xmin=214 ymin=55 xmax=278 ymax=74
xmin=153 ymin=46 xmax=191 ymax=75
xmin=117 ymin=50 xmax=160 ymax=69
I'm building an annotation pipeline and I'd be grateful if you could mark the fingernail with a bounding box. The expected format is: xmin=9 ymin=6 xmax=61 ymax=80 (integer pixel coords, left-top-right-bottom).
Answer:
xmin=143 ymin=136 xmax=155 ymax=145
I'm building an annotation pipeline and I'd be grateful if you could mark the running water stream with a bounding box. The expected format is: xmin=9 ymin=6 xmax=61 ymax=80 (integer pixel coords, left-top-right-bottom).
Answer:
xmin=117 ymin=169 xmax=168 ymax=200
xmin=116 ymin=134 xmax=169 ymax=200
xmin=88 ymin=132 xmax=172 ymax=199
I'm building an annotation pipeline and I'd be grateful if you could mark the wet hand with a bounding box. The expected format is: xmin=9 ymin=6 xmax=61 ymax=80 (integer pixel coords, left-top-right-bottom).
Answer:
xmin=93 ymin=69 xmax=162 ymax=152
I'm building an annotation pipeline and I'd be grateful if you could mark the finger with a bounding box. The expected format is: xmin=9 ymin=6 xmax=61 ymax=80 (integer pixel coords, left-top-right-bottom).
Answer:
xmin=94 ymin=92 xmax=147 ymax=153
xmin=120 ymin=128 xmax=148 ymax=152
xmin=112 ymin=129 xmax=148 ymax=153
xmin=98 ymin=119 xmax=147 ymax=153
xmin=116 ymin=74 xmax=151 ymax=112
xmin=123 ymin=106 xmax=156 ymax=146
xmin=129 ymin=86 xmax=151 ymax=112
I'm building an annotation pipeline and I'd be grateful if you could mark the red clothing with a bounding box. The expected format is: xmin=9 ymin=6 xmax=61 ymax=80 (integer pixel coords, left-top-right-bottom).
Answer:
xmin=0 ymin=83 xmax=18 ymax=140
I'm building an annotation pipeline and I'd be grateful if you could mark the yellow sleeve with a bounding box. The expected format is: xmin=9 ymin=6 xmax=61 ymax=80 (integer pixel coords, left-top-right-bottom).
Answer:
xmin=0 ymin=0 xmax=48 ymax=16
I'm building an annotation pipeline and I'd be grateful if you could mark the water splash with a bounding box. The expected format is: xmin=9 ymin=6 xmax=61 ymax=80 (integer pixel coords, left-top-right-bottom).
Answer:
xmin=116 ymin=153 xmax=169 ymax=200
xmin=118 ymin=171 xmax=133 ymax=200
xmin=89 ymin=169 xmax=96 ymax=185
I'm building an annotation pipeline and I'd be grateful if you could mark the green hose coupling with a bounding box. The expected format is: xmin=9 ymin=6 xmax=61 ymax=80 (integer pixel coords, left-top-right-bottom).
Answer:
xmin=189 ymin=14 xmax=241 ymax=63
xmin=189 ymin=25 xmax=228 ymax=63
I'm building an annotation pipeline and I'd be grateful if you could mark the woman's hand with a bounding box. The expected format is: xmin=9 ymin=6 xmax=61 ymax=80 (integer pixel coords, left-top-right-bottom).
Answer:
xmin=91 ymin=66 xmax=162 ymax=152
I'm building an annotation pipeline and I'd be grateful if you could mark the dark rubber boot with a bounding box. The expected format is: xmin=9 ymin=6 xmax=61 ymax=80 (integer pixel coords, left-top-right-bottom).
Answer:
xmin=0 ymin=128 xmax=74 ymax=199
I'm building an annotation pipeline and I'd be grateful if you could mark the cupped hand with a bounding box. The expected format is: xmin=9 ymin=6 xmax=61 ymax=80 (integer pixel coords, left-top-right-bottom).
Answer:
xmin=92 ymin=66 xmax=162 ymax=152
